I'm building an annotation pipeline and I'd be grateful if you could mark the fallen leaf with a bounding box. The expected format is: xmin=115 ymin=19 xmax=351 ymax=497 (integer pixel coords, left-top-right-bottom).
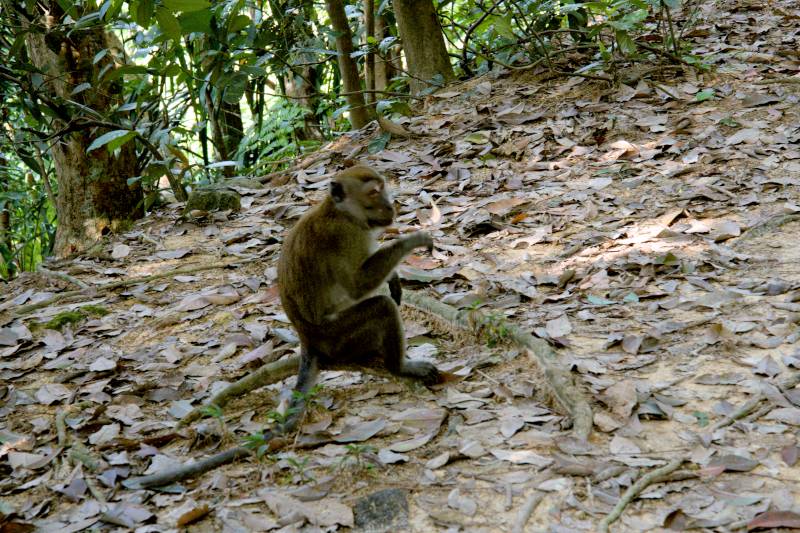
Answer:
xmin=111 ymin=244 xmax=130 ymax=259
xmin=747 ymin=510 xmax=800 ymax=530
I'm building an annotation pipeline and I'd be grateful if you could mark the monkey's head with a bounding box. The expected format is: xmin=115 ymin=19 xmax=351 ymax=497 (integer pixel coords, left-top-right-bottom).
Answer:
xmin=330 ymin=166 xmax=395 ymax=228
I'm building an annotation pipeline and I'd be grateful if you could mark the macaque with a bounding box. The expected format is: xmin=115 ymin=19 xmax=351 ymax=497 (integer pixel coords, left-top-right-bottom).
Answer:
xmin=272 ymin=165 xmax=442 ymax=436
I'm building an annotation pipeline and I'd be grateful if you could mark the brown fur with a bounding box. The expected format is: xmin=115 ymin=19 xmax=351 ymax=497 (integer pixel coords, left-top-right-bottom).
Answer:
xmin=270 ymin=165 xmax=440 ymax=438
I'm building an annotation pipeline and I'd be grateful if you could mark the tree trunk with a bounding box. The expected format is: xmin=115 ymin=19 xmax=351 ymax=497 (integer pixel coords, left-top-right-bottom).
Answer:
xmin=284 ymin=67 xmax=324 ymax=141
xmin=374 ymin=13 xmax=390 ymax=91
xmin=0 ymin=153 xmax=12 ymax=278
xmin=324 ymin=0 xmax=372 ymax=129
xmin=393 ymin=0 xmax=455 ymax=95
xmin=24 ymin=4 xmax=143 ymax=257
xmin=364 ymin=0 xmax=376 ymax=104
xmin=221 ymin=101 xmax=244 ymax=158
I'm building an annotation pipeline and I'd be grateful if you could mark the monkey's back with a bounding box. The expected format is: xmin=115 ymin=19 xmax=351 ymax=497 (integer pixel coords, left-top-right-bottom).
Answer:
xmin=278 ymin=199 xmax=371 ymax=334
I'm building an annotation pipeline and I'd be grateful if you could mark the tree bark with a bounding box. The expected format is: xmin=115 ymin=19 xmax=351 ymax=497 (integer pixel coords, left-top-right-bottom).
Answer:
xmin=284 ymin=66 xmax=324 ymax=141
xmin=374 ymin=13 xmax=390 ymax=91
xmin=393 ymin=0 xmax=455 ymax=94
xmin=364 ymin=0 xmax=376 ymax=104
xmin=23 ymin=4 xmax=142 ymax=257
xmin=0 ymin=152 xmax=12 ymax=278
xmin=324 ymin=0 xmax=372 ymax=129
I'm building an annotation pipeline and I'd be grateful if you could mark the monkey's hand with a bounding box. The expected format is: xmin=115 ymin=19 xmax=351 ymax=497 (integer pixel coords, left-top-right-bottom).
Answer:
xmin=404 ymin=231 xmax=433 ymax=253
xmin=388 ymin=272 xmax=402 ymax=305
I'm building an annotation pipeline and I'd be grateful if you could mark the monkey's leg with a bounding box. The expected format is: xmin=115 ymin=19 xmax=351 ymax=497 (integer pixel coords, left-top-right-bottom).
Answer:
xmin=324 ymin=295 xmax=440 ymax=385
xmin=388 ymin=272 xmax=402 ymax=305
xmin=264 ymin=346 xmax=320 ymax=438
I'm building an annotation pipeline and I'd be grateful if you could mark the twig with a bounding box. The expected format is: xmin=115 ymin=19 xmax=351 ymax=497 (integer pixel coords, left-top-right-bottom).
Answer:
xmin=512 ymin=490 xmax=546 ymax=533
xmin=753 ymin=77 xmax=800 ymax=85
xmin=709 ymin=395 xmax=763 ymax=432
xmin=705 ymin=373 xmax=800 ymax=436
xmin=737 ymin=214 xmax=800 ymax=241
xmin=636 ymin=41 xmax=695 ymax=67
xmin=123 ymin=445 xmax=256 ymax=489
xmin=599 ymin=458 xmax=684 ymax=532
xmin=37 ymin=265 xmax=90 ymax=290
xmin=661 ymin=0 xmax=680 ymax=57
xmin=460 ymin=0 xmax=507 ymax=69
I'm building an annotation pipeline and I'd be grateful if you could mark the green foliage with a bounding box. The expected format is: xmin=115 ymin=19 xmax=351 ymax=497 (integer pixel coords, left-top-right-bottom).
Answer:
xmin=33 ymin=304 xmax=110 ymax=331
xmin=340 ymin=443 xmax=377 ymax=472
xmin=39 ymin=311 xmax=85 ymax=331
xmin=235 ymin=100 xmax=322 ymax=175
xmin=284 ymin=455 xmax=315 ymax=483
xmin=482 ymin=312 xmax=511 ymax=348
xmin=200 ymin=404 xmax=224 ymax=420
xmin=0 ymin=0 xmax=708 ymax=281
xmin=81 ymin=305 xmax=111 ymax=316
xmin=442 ymin=0 xmax=700 ymax=78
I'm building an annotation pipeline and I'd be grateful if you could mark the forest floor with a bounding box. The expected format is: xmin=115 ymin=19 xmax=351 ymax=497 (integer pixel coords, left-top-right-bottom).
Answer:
xmin=3 ymin=0 xmax=800 ymax=531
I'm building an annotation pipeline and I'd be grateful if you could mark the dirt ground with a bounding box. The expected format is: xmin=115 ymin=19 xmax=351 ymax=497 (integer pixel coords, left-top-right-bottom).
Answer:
xmin=2 ymin=0 xmax=800 ymax=531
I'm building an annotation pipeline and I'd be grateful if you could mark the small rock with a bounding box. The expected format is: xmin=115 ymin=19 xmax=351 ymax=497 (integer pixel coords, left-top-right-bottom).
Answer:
xmin=182 ymin=188 xmax=241 ymax=216
xmin=353 ymin=489 xmax=409 ymax=532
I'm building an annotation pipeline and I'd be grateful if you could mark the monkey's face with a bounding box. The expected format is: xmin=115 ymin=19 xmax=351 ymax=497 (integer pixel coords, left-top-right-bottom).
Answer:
xmin=331 ymin=173 xmax=395 ymax=228
xmin=360 ymin=179 xmax=395 ymax=227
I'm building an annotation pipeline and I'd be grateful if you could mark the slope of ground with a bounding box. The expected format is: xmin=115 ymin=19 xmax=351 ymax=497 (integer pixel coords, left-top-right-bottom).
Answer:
xmin=2 ymin=0 xmax=800 ymax=530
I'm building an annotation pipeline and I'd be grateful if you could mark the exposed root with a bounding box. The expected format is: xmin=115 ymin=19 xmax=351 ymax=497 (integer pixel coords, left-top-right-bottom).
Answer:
xmin=403 ymin=291 xmax=593 ymax=441
xmin=132 ymin=289 xmax=592 ymax=488
xmin=737 ymin=213 xmax=800 ymax=242
xmin=124 ymin=446 xmax=254 ymax=489
xmin=599 ymin=458 xmax=684 ymax=532
xmin=37 ymin=265 xmax=90 ymax=290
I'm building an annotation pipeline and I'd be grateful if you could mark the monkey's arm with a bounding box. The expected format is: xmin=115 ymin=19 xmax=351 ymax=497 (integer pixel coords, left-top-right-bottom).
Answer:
xmin=352 ymin=232 xmax=431 ymax=299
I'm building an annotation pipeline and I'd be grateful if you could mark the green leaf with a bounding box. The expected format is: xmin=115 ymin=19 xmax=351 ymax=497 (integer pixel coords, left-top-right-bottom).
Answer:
xmin=102 ymin=0 xmax=124 ymax=21
xmin=695 ymin=89 xmax=715 ymax=102
xmin=654 ymin=251 xmax=680 ymax=266
xmin=490 ymin=14 xmax=516 ymax=40
xmin=367 ymin=132 xmax=391 ymax=154
xmin=93 ymin=49 xmax=108 ymax=64
xmin=228 ymin=14 xmax=251 ymax=33
xmin=178 ymin=9 xmax=213 ymax=33
xmin=102 ymin=64 xmax=147 ymax=82
xmin=222 ymin=72 xmax=247 ymax=104
xmin=464 ymin=132 xmax=490 ymax=145
xmin=163 ymin=64 xmax=182 ymax=77
xmin=73 ymin=11 xmax=101 ymax=30
xmin=87 ymin=130 xmax=136 ymax=153
xmin=155 ymin=7 xmax=182 ymax=40
xmin=163 ymin=0 xmax=210 ymax=13
xmin=692 ymin=411 xmax=709 ymax=427
xmin=70 ymin=83 xmax=92 ymax=95
xmin=614 ymin=29 xmax=637 ymax=56
xmin=622 ymin=292 xmax=639 ymax=303
xmin=134 ymin=0 xmax=154 ymax=26
xmin=586 ymin=294 xmax=615 ymax=305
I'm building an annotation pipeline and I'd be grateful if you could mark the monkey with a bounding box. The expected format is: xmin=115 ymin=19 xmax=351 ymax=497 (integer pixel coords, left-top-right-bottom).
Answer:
xmin=269 ymin=165 xmax=443 ymax=439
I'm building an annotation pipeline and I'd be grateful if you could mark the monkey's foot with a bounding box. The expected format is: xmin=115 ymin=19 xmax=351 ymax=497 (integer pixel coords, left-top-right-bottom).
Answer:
xmin=402 ymin=360 xmax=442 ymax=386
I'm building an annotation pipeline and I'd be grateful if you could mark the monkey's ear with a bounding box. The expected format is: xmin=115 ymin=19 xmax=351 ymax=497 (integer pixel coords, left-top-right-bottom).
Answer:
xmin=330 ymin=180 xmax=345 ymax=203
